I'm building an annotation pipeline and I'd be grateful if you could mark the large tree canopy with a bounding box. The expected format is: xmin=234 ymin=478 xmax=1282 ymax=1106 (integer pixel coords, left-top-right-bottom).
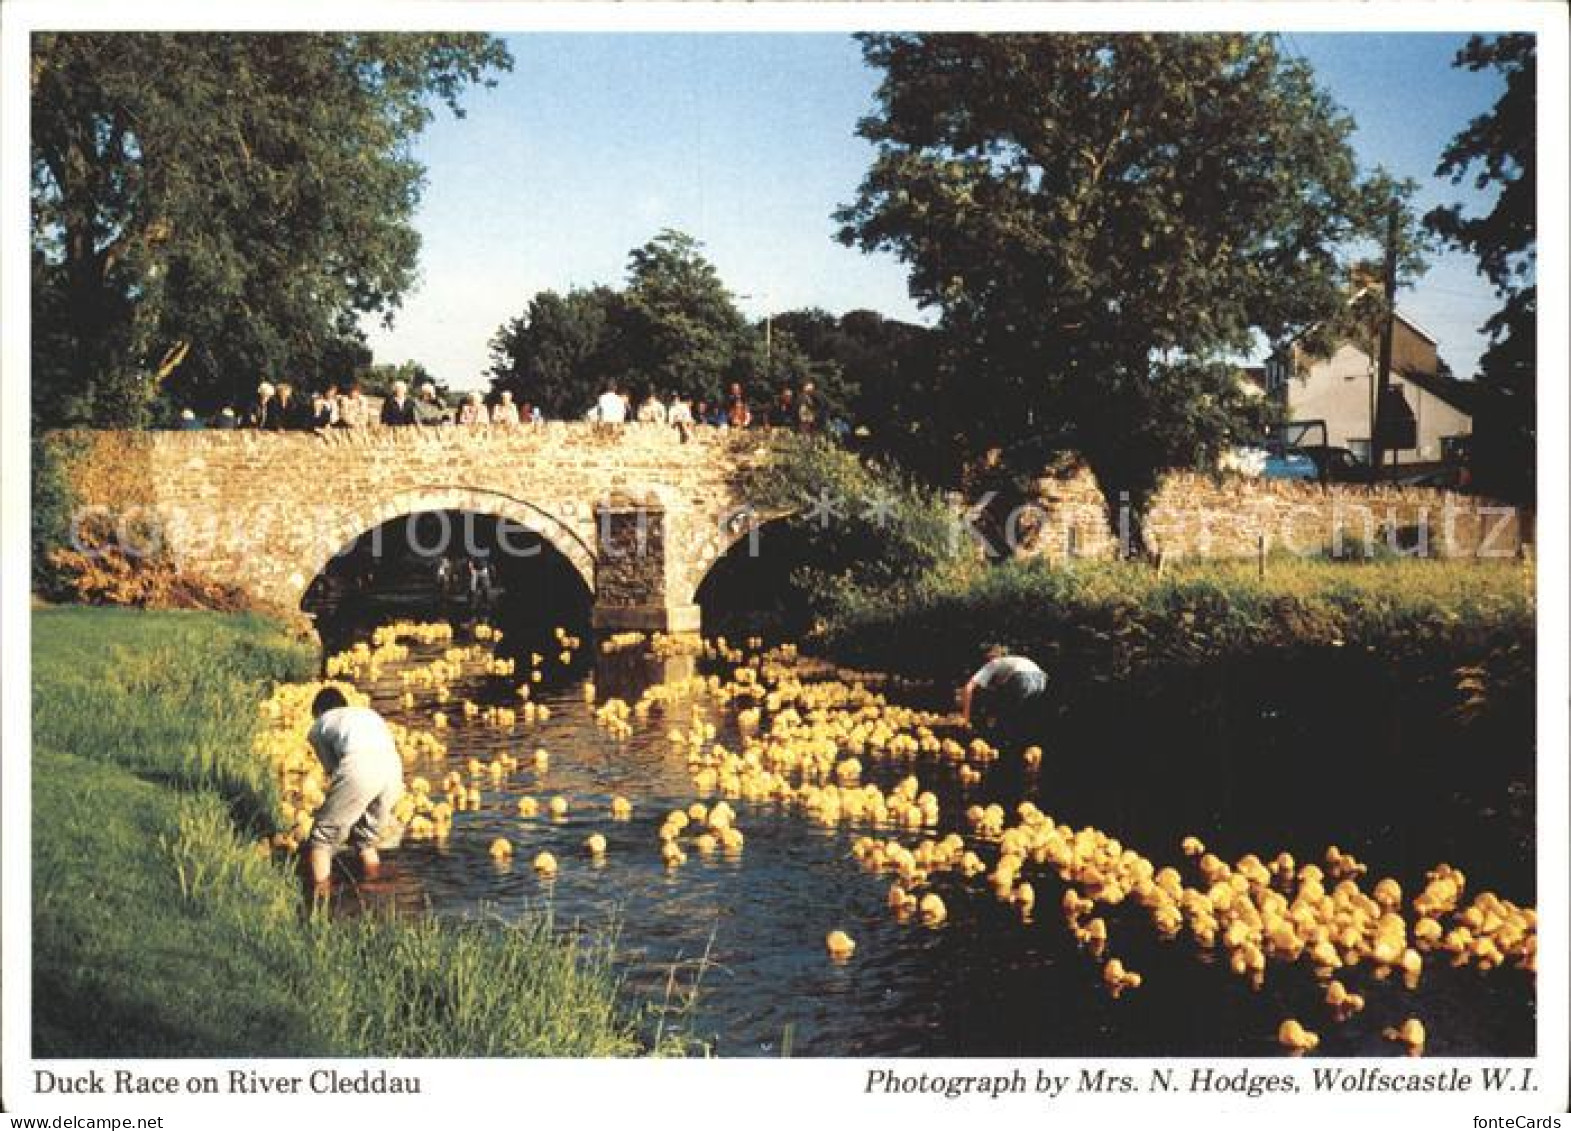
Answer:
xmin=488 ymin=230 xmax=861 ymax=418
xmin=1426 ymin=34 xmax=1536 ymax=503
xmin=31 ymin=32 xmax=512 ymax=426
xmin=837 ymin=33 xmax=1386 ymax=540
xmin=487 ymin=285 xmax=628 ymax=418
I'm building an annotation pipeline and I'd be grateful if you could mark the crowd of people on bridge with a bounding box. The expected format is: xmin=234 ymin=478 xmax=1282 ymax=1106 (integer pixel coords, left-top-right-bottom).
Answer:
xmin=585 ymin=380 xmax=833 ymax=438
xmin=176 ymin=376 xmax=839 ymax=439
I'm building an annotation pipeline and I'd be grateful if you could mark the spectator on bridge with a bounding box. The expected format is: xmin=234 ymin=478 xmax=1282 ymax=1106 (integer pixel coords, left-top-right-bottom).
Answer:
xmin=381 ymin=380 xmax=417 ymax=427
xmin=667 ymin=395 xmax=694 ymax=441
xmin=594 ymin=382 xmax=629 ymax=424
xmin=414 ymin=382 xmax=447 ymax=426
xmin=725 ymin=382 xmax=752 ymax=429
xmin=273 ymin=383 xmax=309 ymax=430
xmin=491 ymin=390 xmax=521 ymax=426
xmin=636 ymin=391 xmax=668 ymax=425
xmin=303 ymin=687 xmax=406 ymax=893
xmin=212 ymin=407 xmax=239 ymax=430
xmin=311 ymin=385 xmax=339 ymax=430
xmin=959 ymin=645 xmax=1049 ymax=744
xmin=796 ymin=381 xmax=820 ymax=433
xmin=176 ymin=408 xmax=204 ymax=431
xmin=766 ymin=387 xmax=796 ymax=428
xmin=337 ymin=383 xmax=369 ymax=429
xmin=457 ymin=391 xmax=490 ymax=426
xmin=248 ymin=382 xmax=278 ymax=429
xmin=523 ymin=401 xmax=544 ymax=424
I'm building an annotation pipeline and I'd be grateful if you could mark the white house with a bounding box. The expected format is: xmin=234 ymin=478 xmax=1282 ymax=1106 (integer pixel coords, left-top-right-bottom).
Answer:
xmin=1263 ymin=310 xmax=1473 ymax=465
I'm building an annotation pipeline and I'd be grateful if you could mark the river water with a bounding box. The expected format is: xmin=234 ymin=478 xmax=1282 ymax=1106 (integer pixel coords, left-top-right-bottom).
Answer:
xmin=317 ymin=607 xmax=1535 ymax=1058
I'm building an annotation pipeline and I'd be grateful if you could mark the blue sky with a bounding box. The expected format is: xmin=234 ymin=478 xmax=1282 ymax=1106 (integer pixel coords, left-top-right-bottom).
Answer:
xmin=363 ymin=32 xmax=1515 ymax=390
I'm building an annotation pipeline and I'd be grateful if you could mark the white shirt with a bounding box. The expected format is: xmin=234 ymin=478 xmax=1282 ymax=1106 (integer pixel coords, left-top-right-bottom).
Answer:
xmin=307 ymin=706 xmax=400 ymax=776
xmin=596 ymin=390 xmax=628 ymax=423
xmin=970 ymin=655 xmax=1047 ymax=695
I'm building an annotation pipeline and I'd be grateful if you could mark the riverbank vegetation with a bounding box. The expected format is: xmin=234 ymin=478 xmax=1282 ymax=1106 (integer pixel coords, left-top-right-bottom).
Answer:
xmin=743 ymin=439 xmax=1533 ymax=720
xmin=33 ymin=607 xmax=688 ymax=1056
xmin=822 ymin=554 xmax=1534 ymax=712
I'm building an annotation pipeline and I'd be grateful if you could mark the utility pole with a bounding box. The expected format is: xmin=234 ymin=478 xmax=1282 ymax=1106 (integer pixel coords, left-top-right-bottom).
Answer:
xmin=1371 ymin=202 xmax=1400 ymax=476
xmin=740 ymin=293 xmax=772 ymax=378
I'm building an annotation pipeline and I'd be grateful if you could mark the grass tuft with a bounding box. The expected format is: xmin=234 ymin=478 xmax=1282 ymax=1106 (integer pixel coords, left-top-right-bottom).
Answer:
xmin=33 ymin=606 xmax=685 ymax=1057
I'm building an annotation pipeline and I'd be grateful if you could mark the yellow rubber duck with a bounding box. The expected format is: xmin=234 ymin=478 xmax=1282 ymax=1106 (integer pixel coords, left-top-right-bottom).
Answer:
xmin=585 ymin=833 xmax=607 ymax=857
xmin=532 ymin=851 xmax=558 ymax=876
xmin=919 ymin=892 xmax=947 ymax=925
xmin=549 ymin=796 xmax=568 ymax=818
xmin=610 ymin=795 xmax=633 ymax=819
xmin=1324 ymin=979 xmax=1365 ymax=1020
xmin=1384 ymin=1017 xmax=1426 ymax=1056
xmin=1277 ymin=1018 xmax=1319 ymax=1054
xmin=488 ymin=837 xmax=513 ymax=861
xmin=517 ymin=796 xmax=539 ymax=817
xmin=825 ymin=930 xmax=856 ymax=959
xmin=1102 ymin=958 xmax=1143 ymax=995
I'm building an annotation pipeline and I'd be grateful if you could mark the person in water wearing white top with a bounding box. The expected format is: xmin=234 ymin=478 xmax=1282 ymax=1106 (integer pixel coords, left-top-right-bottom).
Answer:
xmin=304 ymin=687 xmax=406 ymax=891
xmin=959 ymin=645 xmax=1048 ymax=730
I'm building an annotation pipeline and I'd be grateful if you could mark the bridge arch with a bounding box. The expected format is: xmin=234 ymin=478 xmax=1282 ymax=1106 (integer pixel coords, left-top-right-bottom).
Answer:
xmin=687 ymin=509 xmax=818 ymax=635
xmin=295 ymin=485 xmax=596 ymax=602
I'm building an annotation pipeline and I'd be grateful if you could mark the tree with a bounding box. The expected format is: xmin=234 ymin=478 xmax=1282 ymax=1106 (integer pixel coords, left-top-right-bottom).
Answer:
xmin=488 ymin=230 xmax=762 ymax=413
xmin=30 ymin=33 xmax=512 ymax=427
xmin=838 ymin=33 xmax=1383 ymax=549
xmin=488 ymin=286 xmax=626 ymax=417
xmin=620 ymin=229 xmax=753 ymax=403
xmin=769 ymin=307 xmax=953 ymax=475
xmin=357 ymin=359 xmax=455 ymax=402
xmin=1426 ymin=34 xmax=1536 ymax=502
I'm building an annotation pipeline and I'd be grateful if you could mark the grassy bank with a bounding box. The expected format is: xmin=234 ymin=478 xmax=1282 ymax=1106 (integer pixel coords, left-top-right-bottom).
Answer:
xmin=821 ymin=556 xmax=1535 ymax=701
xmin=33 ymin=607 xmax=677 ymax=1057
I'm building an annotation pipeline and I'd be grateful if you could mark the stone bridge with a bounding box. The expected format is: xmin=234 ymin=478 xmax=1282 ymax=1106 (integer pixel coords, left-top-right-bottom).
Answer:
xmin=54 ymin=425 xmax=785 ymax=632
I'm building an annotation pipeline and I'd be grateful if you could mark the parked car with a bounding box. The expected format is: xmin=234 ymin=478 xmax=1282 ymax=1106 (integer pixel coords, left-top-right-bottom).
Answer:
xmin=1296 ymin=445 xmax=1375 ymax=484
xmin=1260 ymin=447 xmax=1318 ymax=481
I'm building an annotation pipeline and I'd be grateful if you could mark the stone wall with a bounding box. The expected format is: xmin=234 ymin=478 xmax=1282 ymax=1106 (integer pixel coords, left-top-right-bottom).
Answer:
xmin=1021 ymin=465 xmax=1526 ymax=561
xmin=55 ymin=429 xmax=1529 ymax=627
xmin=55 ymin=425 xmax=776 ymax=627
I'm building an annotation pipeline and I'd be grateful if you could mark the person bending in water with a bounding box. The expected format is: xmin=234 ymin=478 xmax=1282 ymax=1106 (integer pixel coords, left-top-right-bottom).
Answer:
xmin=304 ymin=687 xmax=405 ymax=892
xmin=959 ymin=645 xmax=1048 ymax=737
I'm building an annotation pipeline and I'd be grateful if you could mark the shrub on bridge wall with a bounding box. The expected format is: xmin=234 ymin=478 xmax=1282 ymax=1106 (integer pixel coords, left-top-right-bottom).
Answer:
xmin=740 ymin=434 xmax=976 ymax=623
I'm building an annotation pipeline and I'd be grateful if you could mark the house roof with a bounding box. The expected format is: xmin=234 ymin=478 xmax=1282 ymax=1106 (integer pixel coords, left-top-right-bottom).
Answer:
xmin=1279 ymin=294 xmax=1442 ymax=353
xmin=1398 ymin=366 xmax=1475 ymax=416
xmin=1394 ymin=309 xmax=1440 ymax=345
